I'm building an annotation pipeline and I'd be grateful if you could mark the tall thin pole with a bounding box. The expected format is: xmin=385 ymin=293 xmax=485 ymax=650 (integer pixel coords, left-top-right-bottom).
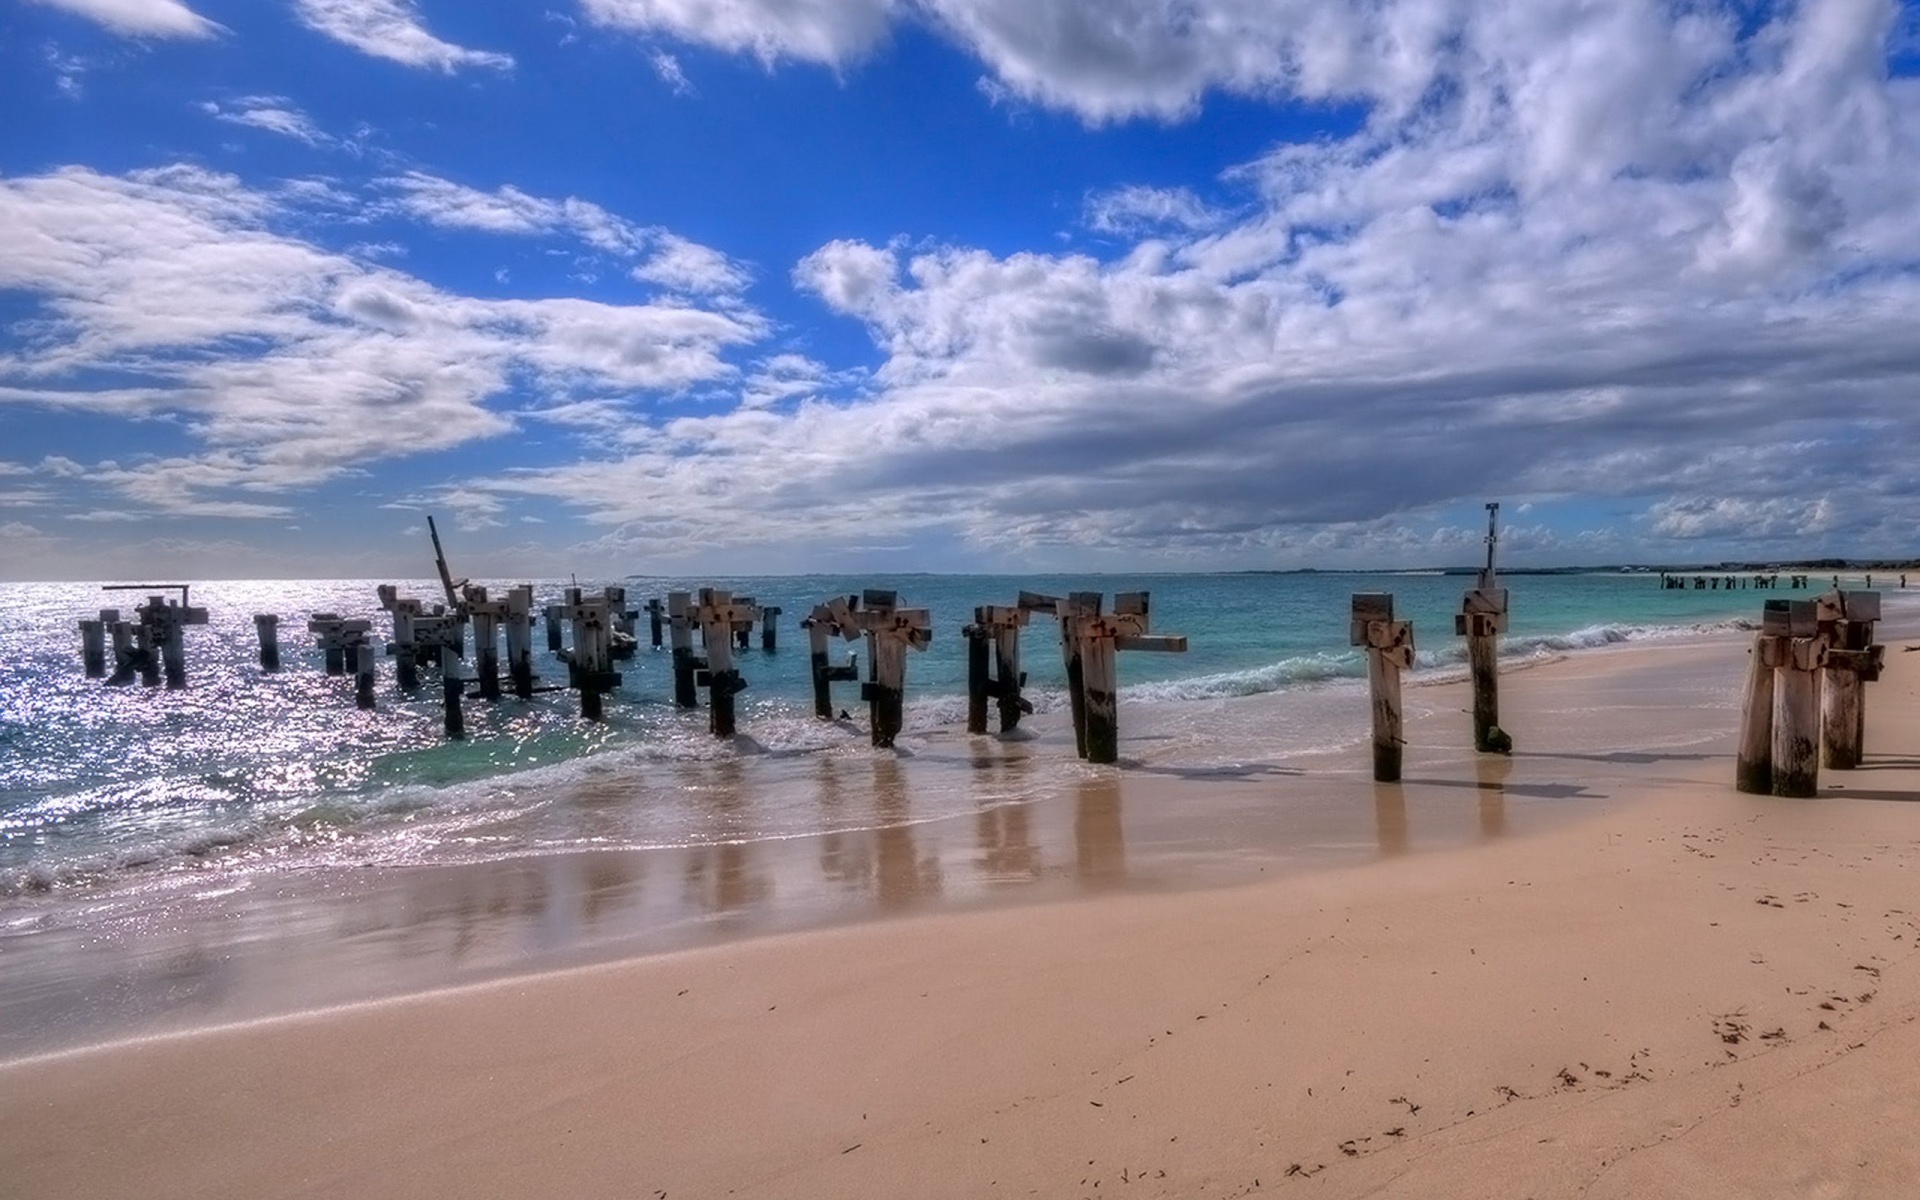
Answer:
xmin=427 ymin=515 xmax=460 ymax=611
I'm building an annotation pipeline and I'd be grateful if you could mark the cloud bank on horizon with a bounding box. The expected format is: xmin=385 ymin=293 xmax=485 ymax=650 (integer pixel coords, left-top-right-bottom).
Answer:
xmin=2 ymin=0 xmax=1917 ymax=578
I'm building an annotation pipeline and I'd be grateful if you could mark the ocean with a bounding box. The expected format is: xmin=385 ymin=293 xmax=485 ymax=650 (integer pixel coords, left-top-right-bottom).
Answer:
xmin=1 ymin=568 xmax=1856 ymax=898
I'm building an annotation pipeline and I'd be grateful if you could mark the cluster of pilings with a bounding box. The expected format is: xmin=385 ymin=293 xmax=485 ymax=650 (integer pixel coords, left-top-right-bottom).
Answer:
xmin=1735 ymin=590 xmax=1884 ymax=798
xmin=76 ymin=585 xmax=208 ymax=688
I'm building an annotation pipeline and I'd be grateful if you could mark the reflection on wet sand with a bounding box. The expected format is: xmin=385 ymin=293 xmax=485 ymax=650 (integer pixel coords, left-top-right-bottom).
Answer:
xmin=1074 ymin=773 xmax=1127 ymax=888
xmin=1374 ymin=782 xmax=1408 ymax=856
xmin=976 ymin=748 xmax=1040 ymax=884
xmin=1476 ymin=755 xmax=1511 ymax=839
xmin=682 ymin=760 xmax=772 ymax=923
xmin=874 ymin=756 xmax=942 ymax=908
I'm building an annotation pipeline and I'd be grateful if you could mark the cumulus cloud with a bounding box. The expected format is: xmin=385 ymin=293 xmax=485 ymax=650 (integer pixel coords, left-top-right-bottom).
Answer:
xmin=27 ymin=0 xmax=219 ymax=39
xmin=469 ymin=0 xmax=1920 ymax=566
xmin=292 ymin=0 xmax=514 ymax=72
xmin=0 ymin=165 xmax=766 ymax=518
xmin=579 ymin=0 xmax=898 ymax=67
xmin=632 ymin=234 xmax=752 ymax=295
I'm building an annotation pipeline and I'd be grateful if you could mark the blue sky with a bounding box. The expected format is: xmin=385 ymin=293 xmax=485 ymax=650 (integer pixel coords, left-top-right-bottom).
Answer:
xmin=2 ymin=0 xmax=1918 ymax=580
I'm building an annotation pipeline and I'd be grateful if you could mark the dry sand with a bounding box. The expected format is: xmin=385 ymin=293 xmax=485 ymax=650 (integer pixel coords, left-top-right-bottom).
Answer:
xmin=3 ymin=638 xmax=1918 ymax=1199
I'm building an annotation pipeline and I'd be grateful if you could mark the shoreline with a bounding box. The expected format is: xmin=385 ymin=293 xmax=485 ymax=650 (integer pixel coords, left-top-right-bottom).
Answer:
xmin=3 ymin=629 xmax=1758 ymax=1061
xmin=2 ymin=633 xmax=1917 ymax=1196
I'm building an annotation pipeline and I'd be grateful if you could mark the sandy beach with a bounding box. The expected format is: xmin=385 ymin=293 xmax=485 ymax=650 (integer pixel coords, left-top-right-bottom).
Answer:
xmin=4 ymin=633 xmax=1918 ymax=1199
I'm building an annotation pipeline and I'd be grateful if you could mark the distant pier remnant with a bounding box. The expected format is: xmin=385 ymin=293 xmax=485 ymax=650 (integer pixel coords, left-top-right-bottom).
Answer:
xmin=1454 ymin=502 xmax=1510 ymax=753
xmin=354 ymin=641 xmax=377 ymax=711
xmin=645 ymin=598 xmax=666 ymax=649
xmin=96 ymin=586 xmax=205 ymax=688
xmin=693 ymin=588 xmax=757 ymax=736
xmin=440 ymin=645 xmax=465 ymax=740
xmin=1352 ymin=593 xmax=1414 ymax=783
xmin=800 ymin=597 xmax=861 ymax=719
xmin=254 ymin=614 xmax=281 ymax=672
xmin=1815 ymin=589 xmax=1882 ymax=771
xmin=760 ymin=606 xmax=781 ymax=652
xmin=849 ymin=590 xmax=932 ymax=749
xmin=730 ymin=598 xmax=757 ymax=652
xmin=463 ymin=585 xmax=507 ymax=702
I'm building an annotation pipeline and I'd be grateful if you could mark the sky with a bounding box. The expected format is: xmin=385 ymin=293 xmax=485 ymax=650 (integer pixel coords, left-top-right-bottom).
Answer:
xmin=1 ymin=0 xmax=1918 ymax=580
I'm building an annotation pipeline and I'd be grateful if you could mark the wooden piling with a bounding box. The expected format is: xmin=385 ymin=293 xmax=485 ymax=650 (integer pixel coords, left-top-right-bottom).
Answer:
xmin=392 ymin=609 xmax=420 ymax=691
xmin=355 ymin=642 xmax=377 ymax=710
xmin=254 ymin=614 xmax=280 ymax=672
xmin=464 ymin=585 xmax=503 ymax=702
xmin=1081 ymin=627 xmax=1119 ymax=764
xmin=1060 ymin=592 xmax=1102 ymax=759
xmin=668 ymin=591 xmax=699 ymax=709
xmin=964 ymin=608 xmax=991 ymax=734
xmin=505 ymin=586 xmax=534 ymax=699
xmin=565 ymin=592 xmax=620 ymax=721
xmin=646 ymin=598 xmax=665 ymax=649
xmin=1772 ymin=637 xmax=1822 ymax=798
xmin=1816 ymin=590 xmax=1881 ymax=771
xmin=992 ymin=610 xmax=1028 ymax=734
xmin=1821 ymin=657 xmax=1863 ymax=770
xmin=694 ymin=588 xmax=753 ymax=737
xmin=546 ymin=603 xmax=566 ymax=654
xmin=1734 ymin=634 xmax=1776 ymax=794
xmin=105 ymin=611 xmax=131 ymax=677
xmin=849 ymin=590 xmax=931 ymax=749
xmin=79 ymin=618 xmax=106 ymax=678
xmin=441 ymin=646 xmax=464 ymax=740
xmin=1352 ymin=593 xmax=1413 ymax=783
xmin=761 ymin=605 xmax=780 ymax=652
xmin=1455 ymin=502 xmax=1508 ymax=753
xmin=802 ymin=598 xmax=859 ymax=720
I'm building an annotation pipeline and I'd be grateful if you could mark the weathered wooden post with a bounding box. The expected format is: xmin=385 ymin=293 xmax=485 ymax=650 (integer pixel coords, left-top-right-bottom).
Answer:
xmin=504 ymin=585 xmax=535 ymax=699
xmin=1057 ymin=592 xmax=1103 ymax=758
xmin=1816 ymin=590 xmax=1882 ymax=770
xmin=645 ymin=598 xmax=666 ymax=649
xmin=314 ymin=612 xmax=348 ymax=675
xmin=564 ymin=591 xmax=621 ymax=721
xmin=104 ymin=613 xmax=138 ymax=684
xmin=1352 ymin=593 xmax=1414 ymax=783
xmin=377 ymin=587 xmax=423 ymax=691
xmin=78 ymin=616 xmax=107 ymax=678
xmin=463 ymin=585 xmax=505 ymax=702
xmin=254 ymin=613 xmax=281 ymax=672
xmin=605 ymin=586 xmax=637 ymax=659
xmin=1734 ymin=628 xmax=1776 ymax=794
xmin=728 ymin=598 xmax=755 ymax=652
xmin=1766 ymin=599 xmax=1823 ymax=798
xmin=693 ymin=588 xmax=756 ymax=737
xmin=134 ymin=619 xmax=161 ymax=687
xmin=801 ymin=597 xmax=860 ymax=719
xmin=760 ymin=605 xmax=780 ymax=652
xmin=135 ymin=594 xmax=207 ymax=689
xmin=851 ymin=590 xmax=932 ymax=749
xmin=354 ymin=641 xmax=377 ymax=710
xmin=1454 ymin=502 xmax=1510 ymax=753
xmin=963 ymin=608 xmax=992 ymax=734
xmin=546 ymin=602 xmax=566 ymax=653
xmin=962 ymin=601 xmax=1040 ymax=736
xmin=440 ymin=645 xmax=465 ymax=740
xmin=1066 ymin=592 xmax=1187 ymax=764
xmin=667 ymin=591 xmax=703 ymax=709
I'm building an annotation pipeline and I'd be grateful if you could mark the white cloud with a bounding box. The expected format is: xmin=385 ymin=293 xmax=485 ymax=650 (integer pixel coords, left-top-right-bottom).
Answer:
xmin=464 ymin=0 xmax=1920 ymax=566
xmin=0 ymin=165 xmax=766 ymax=518
xmin=383 ymin=172 xmax=650 ymax=254
xmin=200 ymin=97 xmax=330 ymax=146
xmin=292 ymin=0 xmax=514 ymax=72
xmin=650 ymin=49 xmax=695 ymax=94
xmin=579 ymin=0 xmax=898 ymax=67
xmin=1085 ymin=185 xmax=1226 ymax=236
xmin=27 ymin=0 xmax=218 ymax=39
xmin=632 ymin=234 xmax=752 ymax=295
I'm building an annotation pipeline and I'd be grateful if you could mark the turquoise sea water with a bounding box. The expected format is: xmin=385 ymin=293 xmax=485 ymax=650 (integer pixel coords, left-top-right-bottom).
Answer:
xmin=0 ymin=569 xmax=1883 ymax=901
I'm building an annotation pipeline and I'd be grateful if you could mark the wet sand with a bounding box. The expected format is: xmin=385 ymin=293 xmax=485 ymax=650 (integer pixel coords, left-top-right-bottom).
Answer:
xmin=4 ymin=634 xmax=1919 ymax=1197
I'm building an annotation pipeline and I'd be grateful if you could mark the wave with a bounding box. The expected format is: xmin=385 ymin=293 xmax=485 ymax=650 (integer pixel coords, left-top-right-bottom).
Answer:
xmin=1121 ymin=615 xmax=1755 ymax=704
